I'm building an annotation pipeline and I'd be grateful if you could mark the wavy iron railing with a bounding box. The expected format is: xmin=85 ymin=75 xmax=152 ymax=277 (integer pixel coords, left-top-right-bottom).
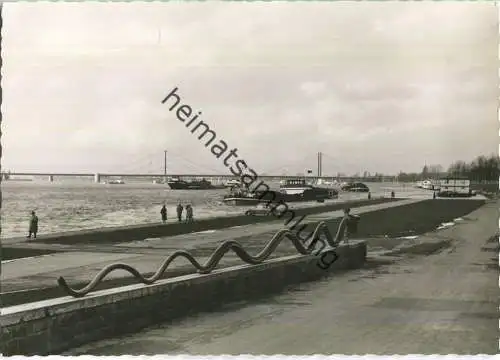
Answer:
xmin=58 ymin=218 xmax=348 ymax=297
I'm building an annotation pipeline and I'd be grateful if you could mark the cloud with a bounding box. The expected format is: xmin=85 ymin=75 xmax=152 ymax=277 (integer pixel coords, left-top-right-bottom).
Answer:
xmin=2 ymin=1 xmax=498 ymax=174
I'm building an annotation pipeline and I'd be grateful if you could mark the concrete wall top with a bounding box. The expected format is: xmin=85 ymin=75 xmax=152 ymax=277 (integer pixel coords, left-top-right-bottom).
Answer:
xmin=0 ymin=253 xmax=312 ymax=326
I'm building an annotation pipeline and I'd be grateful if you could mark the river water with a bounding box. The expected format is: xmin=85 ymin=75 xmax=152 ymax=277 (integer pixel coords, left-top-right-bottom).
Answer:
xmin=1 ymin=180 xmax=429 ymax=238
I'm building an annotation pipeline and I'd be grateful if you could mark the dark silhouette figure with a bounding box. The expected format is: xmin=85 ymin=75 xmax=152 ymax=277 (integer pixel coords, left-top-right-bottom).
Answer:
xmin=368 ymin=191 xmax=371 ymax=200
xmin=27 ymin=211 xmax=39 ymax=239
xmin=343 ymin=208 xmax=360 ymax=244
xmin=185 ymin=204 xmax=194 ymax=223
xmin=391 ymin=191 xmax=395 ymax=199
xmin=160 ymin=204 xmax=167 ymax=223
xmin=176 ymin=203 xmax=184 ymax=222
xmin=433 ymin=191 xmax=437 ymax=199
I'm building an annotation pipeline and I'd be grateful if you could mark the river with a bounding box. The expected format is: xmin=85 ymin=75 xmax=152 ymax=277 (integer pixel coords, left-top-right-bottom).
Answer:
xmin=1 ymin=180 xmax=428 ymax=238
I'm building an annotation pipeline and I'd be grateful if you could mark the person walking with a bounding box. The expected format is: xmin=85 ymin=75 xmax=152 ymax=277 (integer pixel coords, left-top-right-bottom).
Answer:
xmin=160 ymin=204 xmax=167 ymax=224
xmin=27 ymin=211 xmax=39 ymax=239
xmin=185 ymin=204 xmax=194 ymax=223
xmin=176 ymin=202 xmax=184 ymax=222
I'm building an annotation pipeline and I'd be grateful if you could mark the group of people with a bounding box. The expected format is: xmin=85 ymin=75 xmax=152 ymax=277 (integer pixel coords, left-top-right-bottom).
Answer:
xmin=160 ymin=202 xmax=194 ymax=224
xmin=26 ymin=201 xmax=357 ymax=241
xmin=25 ymin=201 xmax=193 ymax=240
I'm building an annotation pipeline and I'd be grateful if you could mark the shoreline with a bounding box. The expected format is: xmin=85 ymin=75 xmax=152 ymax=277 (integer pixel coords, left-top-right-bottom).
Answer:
xmin=2 ymin=194 xmax=376 ymax=240
xmin=4 ymin=181 xmax=492 ymax=240
xmin=3 ymin=197 xmax=395 ymax=245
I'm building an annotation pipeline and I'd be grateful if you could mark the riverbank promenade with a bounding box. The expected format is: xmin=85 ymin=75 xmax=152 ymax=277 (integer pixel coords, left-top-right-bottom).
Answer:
xmin=3 ymin=198 xmax=421 ymax=301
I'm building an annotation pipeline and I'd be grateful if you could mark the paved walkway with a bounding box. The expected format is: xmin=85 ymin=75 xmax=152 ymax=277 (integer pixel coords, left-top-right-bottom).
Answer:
xmin=116 ymin=198 xmax=423 ymax=250
xmin=2 ymin=199 xmax=422 ymax=294
xmin=68 ymin=199 xmax=499 ymax=355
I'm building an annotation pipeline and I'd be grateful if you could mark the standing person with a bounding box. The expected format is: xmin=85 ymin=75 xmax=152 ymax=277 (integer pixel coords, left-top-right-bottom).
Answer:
xmin=186 ymin=204 xmax=194 ymax=223
xmin=160 ymin=204 xmax=167 ymax=224
xmin=176 ymin=202 xmax=184 ymax=222
xmin=342 ymin=208 xmax=360 ymax=245
xmin=27 ymin=211 xmax=39 ymax=239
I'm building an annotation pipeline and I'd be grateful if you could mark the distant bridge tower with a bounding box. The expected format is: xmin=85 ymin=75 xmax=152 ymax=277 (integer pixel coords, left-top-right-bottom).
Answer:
xmin=48 ymin=175 xmax=54 ymax=182
xmin=94 ymin=173 xmax=101 ymax=183
xmin=317 ymin=152 xmax=323 ymax=178
xmin=163 ymin=150 xmax=167 ymax=182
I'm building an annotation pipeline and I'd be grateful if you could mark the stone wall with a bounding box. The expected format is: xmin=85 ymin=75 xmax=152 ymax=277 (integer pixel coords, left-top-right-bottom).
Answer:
xmin=1 ymin=241 xmax=366 ymax=355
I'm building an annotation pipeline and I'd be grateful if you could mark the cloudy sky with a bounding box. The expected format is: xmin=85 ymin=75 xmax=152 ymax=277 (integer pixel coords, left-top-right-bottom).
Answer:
xmin=2 ymin=2 xmax=498 ymax=176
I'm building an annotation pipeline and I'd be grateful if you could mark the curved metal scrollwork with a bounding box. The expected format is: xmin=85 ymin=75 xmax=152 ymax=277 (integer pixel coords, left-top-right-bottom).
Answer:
xmin=58 ymin=218 xmax=348 ymax=297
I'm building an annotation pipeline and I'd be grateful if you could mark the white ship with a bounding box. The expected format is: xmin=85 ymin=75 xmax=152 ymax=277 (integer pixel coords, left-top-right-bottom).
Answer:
xmin=102 ymin=178 xmax=125 ymax=185
xmin=224 ymin=179 xmax=243 ymax=188
xmin=416 ymin=179 xmax=439 ymax=190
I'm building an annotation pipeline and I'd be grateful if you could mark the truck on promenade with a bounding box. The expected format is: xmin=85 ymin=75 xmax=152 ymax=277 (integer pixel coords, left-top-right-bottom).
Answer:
xmin=437 ymin=177 xmax=475 ymax=197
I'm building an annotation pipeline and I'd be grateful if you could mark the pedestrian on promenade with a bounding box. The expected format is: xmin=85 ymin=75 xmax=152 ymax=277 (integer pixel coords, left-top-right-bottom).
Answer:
xmin=185 ymin=204 xmax=194 ymax=223
xmin=342 ymin=208 xmax=360 ymax=245
xmin=391 ymin=190 xmax=395 ymax=199
xmin=160 ymin=204 xmax=167 ymax=223
xmin=368 ymin=191 xmax=371 ymax=200
xmin=176 ymin=202 xmax=184 ymax=222
xmin=27 ymin=210 xmax=39 ymax=239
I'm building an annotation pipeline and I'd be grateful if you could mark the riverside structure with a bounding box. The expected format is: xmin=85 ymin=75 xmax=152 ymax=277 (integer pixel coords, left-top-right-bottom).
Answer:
xmin=1 ymin=197 xmax=487 ymax=355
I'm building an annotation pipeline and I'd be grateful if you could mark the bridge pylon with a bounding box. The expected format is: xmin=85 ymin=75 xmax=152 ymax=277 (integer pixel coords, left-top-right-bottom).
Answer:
xmin=94 ymin=173 xmax=101 ymax=183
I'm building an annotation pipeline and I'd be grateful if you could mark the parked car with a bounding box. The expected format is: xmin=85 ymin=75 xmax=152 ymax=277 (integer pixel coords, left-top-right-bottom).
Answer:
xmin=341 ymin=182 xmax=370 ymax=192
xmin=245 ymin=203 xmax=272 ymax=216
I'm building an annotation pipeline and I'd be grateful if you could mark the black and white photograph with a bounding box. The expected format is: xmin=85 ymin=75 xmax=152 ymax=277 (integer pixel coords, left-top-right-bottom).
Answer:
xmin=1 ymin=1 xmax=498 ymax=356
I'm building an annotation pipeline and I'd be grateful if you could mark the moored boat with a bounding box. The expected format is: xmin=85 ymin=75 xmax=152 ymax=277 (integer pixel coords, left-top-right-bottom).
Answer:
xmin=103 ymin=178 xmax=125 ymax=185
xmin=279 ymin=178 xmax=338 ymax=201
xmin=152 ymin=178 xmax=167 ymax=184
xmin=168 ymin=177 xmax=225 ymax=190
xmin=416 ymin=179 xmax=440 ymax=190
xmin=223 ymin=178 xmax=338 ymax=206
xmin=340 ymin=182 xmax=369 ymax=192
xmin=224 ymin=179 xmax=243 ymax=188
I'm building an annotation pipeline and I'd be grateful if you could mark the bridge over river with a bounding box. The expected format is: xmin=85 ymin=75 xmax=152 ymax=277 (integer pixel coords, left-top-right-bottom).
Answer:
xmin=1 ymin=171 xmax=396 ymax=184
xmin=1 ymin=152 xmax=398 ymax=183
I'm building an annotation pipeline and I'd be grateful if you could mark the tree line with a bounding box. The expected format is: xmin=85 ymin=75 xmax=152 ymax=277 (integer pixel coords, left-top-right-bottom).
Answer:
xmin=446 ymin=154 xmax=499 ymax=182
xmin=348 ymin=154 xmax=499 ymax=183
xmin=397 ymin=154 xmax=499 ymax=183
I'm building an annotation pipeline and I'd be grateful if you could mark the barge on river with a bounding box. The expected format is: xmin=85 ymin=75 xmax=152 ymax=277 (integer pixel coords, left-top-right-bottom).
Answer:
xmin=223 ymin=178 xmax=338 ymax=206
xmin=168 ymin=177 xmax=225 ymax=190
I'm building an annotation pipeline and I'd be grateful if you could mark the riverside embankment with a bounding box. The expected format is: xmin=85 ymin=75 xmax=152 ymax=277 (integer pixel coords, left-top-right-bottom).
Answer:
xmin=0 ymin=198 xmax=488 ymax=355
xmin=3 ymin=197 xmax=393 ymax=247
xmin=1 ymin=239 xmax=367 ymax=355
xmin=2 ymin=198 xmax=485 ymax=307
xmin=68 ymin=198 xmax=498 ymax=355
xmin=2 ymin=198 xmax=412 ymax=307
